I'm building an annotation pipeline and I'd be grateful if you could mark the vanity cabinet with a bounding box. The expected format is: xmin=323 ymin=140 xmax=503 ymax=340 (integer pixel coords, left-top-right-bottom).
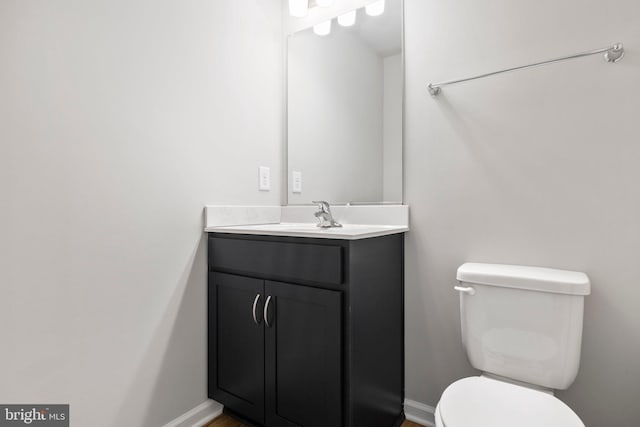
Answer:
xmin=211 ymin=272 xmax=341 ymax=427
xmin=208 ymin=232 xmax=405 ymax=427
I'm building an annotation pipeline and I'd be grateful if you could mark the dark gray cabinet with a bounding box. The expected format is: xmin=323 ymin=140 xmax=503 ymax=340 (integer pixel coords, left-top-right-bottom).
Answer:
xmin=264 ymin=280 xmax=342 ymax=427
xmin=209 ymin=273 xmax=265 ymax=423
xmin=208 ymin=232 xmax=405 ymax=427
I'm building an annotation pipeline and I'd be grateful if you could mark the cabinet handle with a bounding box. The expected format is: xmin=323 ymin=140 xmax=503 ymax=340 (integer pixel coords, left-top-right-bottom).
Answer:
xmin=264 ymin=295 xmax=273 ymax=328
xmin=252 ymin=294 xmax=262 ymax=325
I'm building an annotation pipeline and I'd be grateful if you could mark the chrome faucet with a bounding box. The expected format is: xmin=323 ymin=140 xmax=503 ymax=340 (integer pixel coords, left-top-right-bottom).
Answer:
xmin=312 ymin=200 xmax=342 ymax=228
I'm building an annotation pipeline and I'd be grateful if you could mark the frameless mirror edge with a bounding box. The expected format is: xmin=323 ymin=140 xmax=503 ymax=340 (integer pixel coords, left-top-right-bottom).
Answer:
xmin=284 ymin=0 xmax=405 ymax=206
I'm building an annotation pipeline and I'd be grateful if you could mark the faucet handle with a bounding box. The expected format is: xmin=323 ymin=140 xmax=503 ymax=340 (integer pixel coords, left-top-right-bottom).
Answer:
xmin=312 ymin=200 xmax=330 ymax=213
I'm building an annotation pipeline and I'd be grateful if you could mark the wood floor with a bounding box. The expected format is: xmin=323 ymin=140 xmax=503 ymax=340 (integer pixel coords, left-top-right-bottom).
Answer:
xmin=204 ymin=414 xmax=425 ymax=427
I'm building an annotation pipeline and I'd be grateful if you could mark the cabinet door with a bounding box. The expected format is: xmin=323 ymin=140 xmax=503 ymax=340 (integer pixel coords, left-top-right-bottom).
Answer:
xmin=264 ymin=281 xmax=342 ymax=427
xmin=209 ymin=273 xmax=264 ymax=424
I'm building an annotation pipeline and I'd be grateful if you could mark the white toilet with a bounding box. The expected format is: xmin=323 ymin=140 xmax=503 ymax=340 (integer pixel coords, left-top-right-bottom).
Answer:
xmin=435 ymin=263 xmax=591 ymax=427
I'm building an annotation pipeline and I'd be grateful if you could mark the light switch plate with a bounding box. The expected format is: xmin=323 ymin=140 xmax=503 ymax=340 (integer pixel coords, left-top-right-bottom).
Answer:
xmin=259 ymin=166 xmax=271 ymax=191
xmin=292 ymin=171 xmax=302 ymax=193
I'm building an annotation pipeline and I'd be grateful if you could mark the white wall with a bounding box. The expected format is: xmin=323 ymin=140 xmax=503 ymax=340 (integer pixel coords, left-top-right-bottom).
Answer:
xmin=383 ymin=54 xmax=402 ymax=202
xmin=0 ymin=1 xmax=282 ymax=426
xmin=288 ymin=27 xmax=383 ymax=204
xmin=404 ymin=0 xmax=640 ymax=425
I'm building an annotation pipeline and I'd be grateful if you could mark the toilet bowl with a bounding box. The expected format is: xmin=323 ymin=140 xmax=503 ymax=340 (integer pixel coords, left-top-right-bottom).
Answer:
xmin=435 ymin=263 xmax=591 ymax=427
xmin=434 ymin=376 xmax=584 ymax=427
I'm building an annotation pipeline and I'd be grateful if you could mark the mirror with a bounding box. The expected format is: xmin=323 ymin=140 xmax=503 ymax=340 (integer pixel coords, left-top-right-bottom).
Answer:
xmin=287 ymin=0 xmax=403 ymax=205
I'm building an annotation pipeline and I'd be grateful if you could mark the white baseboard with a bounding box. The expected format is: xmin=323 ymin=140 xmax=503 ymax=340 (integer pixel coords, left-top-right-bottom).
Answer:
xmin=163 ymin=400 xmax=223 ymax=427
xmin=165 ymin=398 xmax=434 ymax=427
xmin=404 ymin=398 xmax=436 ymax=427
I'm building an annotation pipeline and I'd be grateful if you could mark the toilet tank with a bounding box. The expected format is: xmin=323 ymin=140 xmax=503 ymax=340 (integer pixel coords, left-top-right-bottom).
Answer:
xmin=456 ymin=263 xmax=590 ymax=390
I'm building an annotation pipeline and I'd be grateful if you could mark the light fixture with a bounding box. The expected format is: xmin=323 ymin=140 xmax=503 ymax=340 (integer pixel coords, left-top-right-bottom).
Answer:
xmin=289 ymin=0 xmax=308 ymax=17
xmin=313 ymin=19 xmax=332 ymax=36
xmin=315 ymin=0 xmax=334 ymax=7
xmin=365 ymin=0 xmax=385 ymax=16
xmin=337 ymin=10 xmax=357 ymax=27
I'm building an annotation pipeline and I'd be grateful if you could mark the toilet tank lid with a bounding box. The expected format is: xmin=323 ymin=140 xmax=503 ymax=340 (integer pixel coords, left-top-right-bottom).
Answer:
xmin=457 ymin=263 xmax=591 ymax=295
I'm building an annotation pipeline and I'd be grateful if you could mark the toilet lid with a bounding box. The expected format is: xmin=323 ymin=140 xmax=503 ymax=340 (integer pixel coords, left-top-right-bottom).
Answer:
xmin=439 ymin=377 xmax=584 ymax=427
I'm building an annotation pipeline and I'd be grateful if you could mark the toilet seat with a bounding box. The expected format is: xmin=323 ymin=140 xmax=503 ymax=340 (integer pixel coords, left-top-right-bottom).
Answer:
xmin=437 ymin=376 xmax=584 ymax=427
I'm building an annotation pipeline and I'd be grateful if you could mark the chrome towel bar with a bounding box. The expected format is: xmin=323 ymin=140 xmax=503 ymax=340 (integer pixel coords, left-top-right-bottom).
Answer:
xmin=428 ymin=43 xmax=625 ymax=96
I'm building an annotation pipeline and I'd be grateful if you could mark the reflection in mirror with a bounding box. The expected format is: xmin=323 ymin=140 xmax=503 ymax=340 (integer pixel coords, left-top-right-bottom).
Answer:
xmin=287 ymin=0 xmax=402 ymax=205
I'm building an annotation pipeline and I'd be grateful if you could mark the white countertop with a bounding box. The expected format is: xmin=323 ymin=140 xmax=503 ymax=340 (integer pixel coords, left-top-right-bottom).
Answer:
xmin=205 ymin=222 xmax=408 ymax=240
xmin=203 ymin=205 xmax=409 ymax=240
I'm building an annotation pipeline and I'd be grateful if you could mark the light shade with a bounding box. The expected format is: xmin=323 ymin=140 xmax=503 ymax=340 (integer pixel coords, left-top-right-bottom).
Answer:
xmin=365 ymin=0 xmax=385 ymax=16
xmin=315 ymin=0 xmax=334 ymax=7
xmin=289 ymin=0 xmax=308 ymax=17
xmin=337 ymin=10 xmax=357 ymax=27
xmin=313 ymin=19 xmax=332 ymax=36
